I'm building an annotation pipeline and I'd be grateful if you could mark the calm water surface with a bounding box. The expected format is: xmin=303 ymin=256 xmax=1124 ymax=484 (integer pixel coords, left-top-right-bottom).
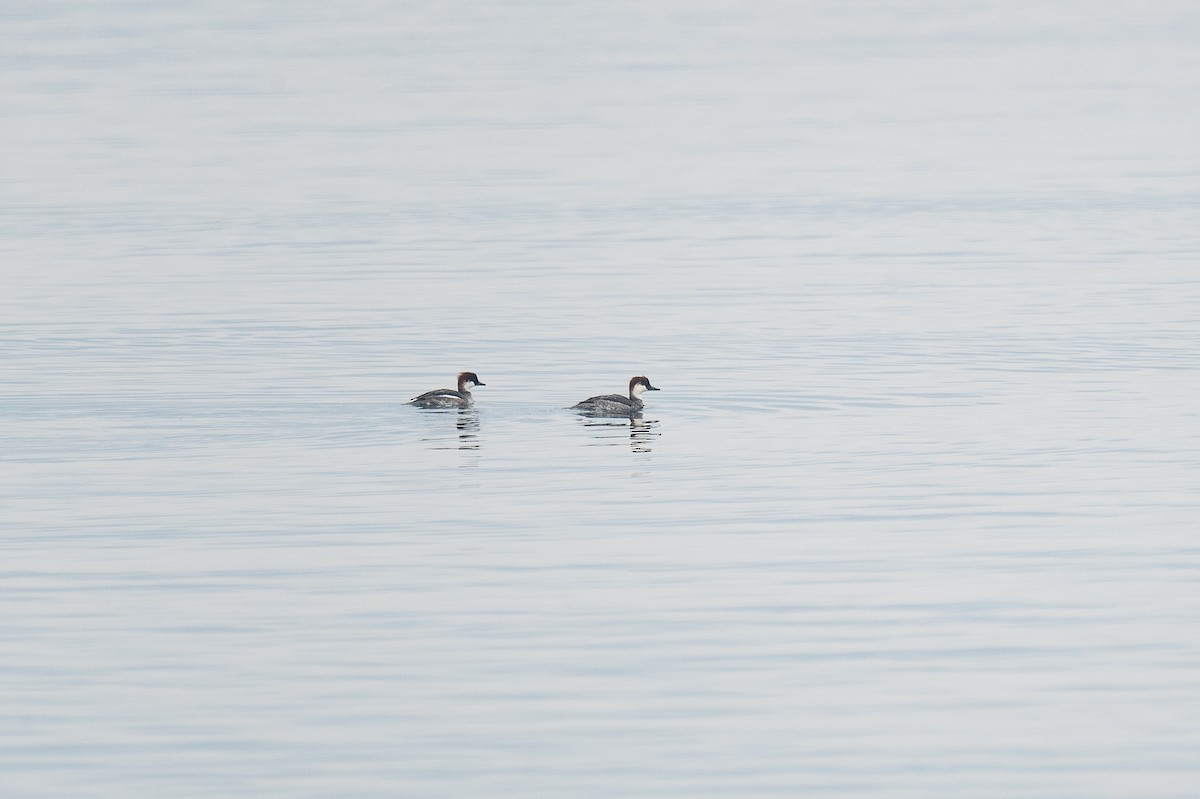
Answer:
xmin=3 ymin=1 xmax=1200 ymax=797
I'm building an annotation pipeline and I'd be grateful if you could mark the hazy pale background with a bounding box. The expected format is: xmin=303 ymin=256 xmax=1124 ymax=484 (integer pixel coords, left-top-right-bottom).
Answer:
xmin=3 ymin=1 xmax=1199 ymax=797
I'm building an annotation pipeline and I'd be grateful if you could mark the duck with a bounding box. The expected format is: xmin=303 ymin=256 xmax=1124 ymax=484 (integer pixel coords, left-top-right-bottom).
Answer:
xmin=409 ymin=372 xmax=486 ymax=409
xmin=571 ymin=376 xmax=659 ymax=416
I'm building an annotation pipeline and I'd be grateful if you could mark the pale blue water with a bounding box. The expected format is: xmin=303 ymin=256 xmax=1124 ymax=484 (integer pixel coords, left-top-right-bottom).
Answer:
xmin=3 ymin=2 xmax=1200 ymax=797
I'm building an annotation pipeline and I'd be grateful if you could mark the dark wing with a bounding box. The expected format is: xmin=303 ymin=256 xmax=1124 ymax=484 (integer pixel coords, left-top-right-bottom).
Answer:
xmin=572 ymin=393 xmax=632 ymax=408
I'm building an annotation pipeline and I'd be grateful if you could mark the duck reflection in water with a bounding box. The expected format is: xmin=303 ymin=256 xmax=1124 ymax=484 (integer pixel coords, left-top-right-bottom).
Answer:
xmin=579 ymin=415 xmax=660 ymax=453
xmin=415 ymin=407 xmax=481 ymax=453
xmin=454 ymin=409 xmax=481 ymax=451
